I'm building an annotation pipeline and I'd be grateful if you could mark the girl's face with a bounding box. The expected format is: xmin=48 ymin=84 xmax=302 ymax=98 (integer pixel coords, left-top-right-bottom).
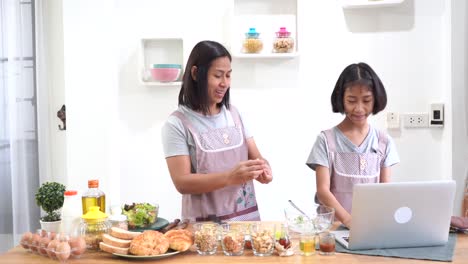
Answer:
xmin=207 ymin=56 xmax=232 ymax=108
xmin=343 ymin=84 xmax=374 ymax=125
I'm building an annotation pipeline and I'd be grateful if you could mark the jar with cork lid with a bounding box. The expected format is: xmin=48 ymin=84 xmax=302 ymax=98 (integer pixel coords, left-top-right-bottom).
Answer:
xmin=242 ymin=28 xmax=263 ymax=54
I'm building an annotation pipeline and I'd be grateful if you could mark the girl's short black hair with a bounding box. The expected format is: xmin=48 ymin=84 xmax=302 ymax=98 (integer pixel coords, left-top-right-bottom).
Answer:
xmin=178 ymin=40 xmax=232 ymax=115
xmin=331 ymin=62 xmax=387 ymax=115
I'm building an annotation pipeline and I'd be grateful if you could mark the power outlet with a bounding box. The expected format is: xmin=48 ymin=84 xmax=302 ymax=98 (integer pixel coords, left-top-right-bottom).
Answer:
xmin=403 ymin=113 xmax=429 ymax=128
xmin=386 ymin=112 xmax=400 ymax=129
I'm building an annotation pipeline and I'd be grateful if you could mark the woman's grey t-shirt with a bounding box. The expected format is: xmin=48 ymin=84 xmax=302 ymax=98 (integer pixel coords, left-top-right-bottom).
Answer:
xmin=306 ymin=126 xmax=400 ymax=171
xmin=161 ymin=105 xmax=252 ymax=172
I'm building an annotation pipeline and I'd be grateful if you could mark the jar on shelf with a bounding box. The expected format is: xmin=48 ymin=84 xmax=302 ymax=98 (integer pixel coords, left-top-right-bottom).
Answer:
xmin=273 ymin=27 xmax=294 ymax=53
xmin=242 ymin=28 xmax=263 ymax=54
xmin=79 ymin=206 xmax=111 ymax=250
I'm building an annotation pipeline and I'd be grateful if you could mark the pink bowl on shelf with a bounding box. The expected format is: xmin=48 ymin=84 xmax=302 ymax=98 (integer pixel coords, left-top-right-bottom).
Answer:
xmin=150 ymin=64 xmax=182 ymax=82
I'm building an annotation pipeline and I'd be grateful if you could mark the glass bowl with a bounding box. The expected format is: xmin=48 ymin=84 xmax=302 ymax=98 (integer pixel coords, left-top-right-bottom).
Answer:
xmin=122 ymin=202 xmax=159 ymax=229
xmin=284 ymin=204 xmax=335 ymax=234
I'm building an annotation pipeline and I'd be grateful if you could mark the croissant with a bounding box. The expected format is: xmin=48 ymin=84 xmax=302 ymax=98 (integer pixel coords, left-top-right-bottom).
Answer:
xmin=164 ymin=229 xmax=194 ymax=252
xmin=129 ymin=230 xmax=170 ymax=256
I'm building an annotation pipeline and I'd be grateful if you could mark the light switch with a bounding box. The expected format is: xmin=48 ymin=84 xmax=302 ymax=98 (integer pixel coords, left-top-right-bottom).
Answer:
xmin=430 ymin=103 xmax=444 ymax=127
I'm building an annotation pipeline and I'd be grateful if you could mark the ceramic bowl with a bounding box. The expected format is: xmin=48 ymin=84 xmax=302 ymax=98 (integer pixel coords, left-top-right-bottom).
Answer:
xmin=150 ymin=64 xmax=182 ymax=82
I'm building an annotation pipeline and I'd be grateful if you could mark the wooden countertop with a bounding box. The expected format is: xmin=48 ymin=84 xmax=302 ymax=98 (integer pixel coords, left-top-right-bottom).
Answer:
xmin=1 ymin=223 xmax=467 ymax=264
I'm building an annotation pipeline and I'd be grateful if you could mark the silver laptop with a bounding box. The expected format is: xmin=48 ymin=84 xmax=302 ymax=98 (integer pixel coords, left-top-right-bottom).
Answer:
xmin=333 ymin=180 xmax=455 ymax=250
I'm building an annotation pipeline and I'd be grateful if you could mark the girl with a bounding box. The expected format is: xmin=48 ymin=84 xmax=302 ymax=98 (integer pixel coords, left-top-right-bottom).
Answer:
xmin=306 ymin=62 xmax=399 ymax=228
xmin=162 ymin=40 xmax=272 ymax=222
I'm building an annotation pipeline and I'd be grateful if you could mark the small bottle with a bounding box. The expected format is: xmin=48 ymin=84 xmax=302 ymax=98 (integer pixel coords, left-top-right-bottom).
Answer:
xmin=463 ymin=176 xmax=468 ymax=217
xmin=242 ymin=28 xmax=263 ymax=53
xmin=82 ymin=179 xmax=106 ymax=214
xmin=273 ymin=27 xmax=294 ymax=53
xmin=60 ymin=190 xmax=82 ymax=236
xmin=278 ymin=223 xmax=291 ymax=249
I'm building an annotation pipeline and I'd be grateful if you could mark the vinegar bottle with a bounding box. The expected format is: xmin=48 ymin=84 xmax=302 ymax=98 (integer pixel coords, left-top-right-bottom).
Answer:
xmin=82 ymin=179 xmax=106 ymax=214
xmin=60 ymin=190 xmax=82 ymax=236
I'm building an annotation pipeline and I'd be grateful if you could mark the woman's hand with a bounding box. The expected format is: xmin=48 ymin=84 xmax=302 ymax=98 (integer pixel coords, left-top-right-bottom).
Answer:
xmin=228 ymin=159 xmax=265 ymax=185
xmin=256 ymin=161 xmax=272 ymax=184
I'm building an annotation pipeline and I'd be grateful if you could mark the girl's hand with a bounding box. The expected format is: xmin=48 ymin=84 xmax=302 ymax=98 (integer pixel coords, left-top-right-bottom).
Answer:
xmin=228 ymin=159 xmax=265 ymax=185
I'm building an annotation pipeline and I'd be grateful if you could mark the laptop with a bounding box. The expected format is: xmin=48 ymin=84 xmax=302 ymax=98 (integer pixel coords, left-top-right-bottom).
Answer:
xmin=333 ymin=180 xmax=456 ymax=250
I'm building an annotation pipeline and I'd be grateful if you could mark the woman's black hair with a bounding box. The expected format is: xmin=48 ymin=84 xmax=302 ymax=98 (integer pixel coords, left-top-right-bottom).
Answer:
xmin=178 ymin=40 xmax=232 ymax=115
xmin=331 ymin=62 xmax=387 ymax=115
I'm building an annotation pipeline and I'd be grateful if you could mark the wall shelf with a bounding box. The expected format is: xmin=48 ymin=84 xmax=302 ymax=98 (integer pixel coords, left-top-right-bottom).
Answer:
xmin=139 ymin=38 xmax=184 ymax=86
xmin=341 ymin=0 xmax=405 ymax=9
xmin=230 ymin=0 xmax=298 ymax=59
xmin=232 ymin=52 xmax=299 ymax=59
xmin=139 ymin=81 xmax=182 ymax=87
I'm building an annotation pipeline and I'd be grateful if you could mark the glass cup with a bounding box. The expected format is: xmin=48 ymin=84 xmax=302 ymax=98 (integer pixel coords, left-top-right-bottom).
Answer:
xmin=193 ymin=223 xmax=219 ymax=255
xmin=249 ymin=222 xmax=276 ymax=256
xmin=220 ymin=223 xmax=246 ymax=256
xmin=319 ymin=232 xmax=336 ymax=255
xmin=313 ymin=205 xmax=335 ymax=233
xmin=299 ymin=232 xmax=316 ymax=256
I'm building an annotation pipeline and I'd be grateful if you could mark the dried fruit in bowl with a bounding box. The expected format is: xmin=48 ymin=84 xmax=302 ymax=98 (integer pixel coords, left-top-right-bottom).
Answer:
xmin=122 ymin=203 xmax=158 ymax=229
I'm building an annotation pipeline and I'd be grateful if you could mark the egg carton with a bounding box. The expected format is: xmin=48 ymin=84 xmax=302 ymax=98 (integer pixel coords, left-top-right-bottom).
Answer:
xmin=20 ymin=230 xmax=86 ymax=262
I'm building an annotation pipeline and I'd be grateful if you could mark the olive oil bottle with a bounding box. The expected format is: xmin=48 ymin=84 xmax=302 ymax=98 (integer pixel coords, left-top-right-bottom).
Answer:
xmin=82 ymin=179 xmax=106 ymax=214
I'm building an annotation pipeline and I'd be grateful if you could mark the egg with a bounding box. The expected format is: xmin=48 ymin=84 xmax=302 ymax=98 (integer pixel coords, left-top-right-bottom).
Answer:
xmin=39 ymin=229 xmax=48 ymax=237
xmin=49 ymin=232 xmax=56 ymax=240
xmin=69 ymin=236 xmax=86 ymax=256
xmin=47 ymin=239 xmax=59 ymax=258
xmin=39 ymin=236 xmax=51 ymax=255
xmin=55 ymin=241 xmax=71 ymax=261
xmin=20 ymin=232 xmax=33 ymax=249
xmin=30 ymin=233 xmax=41 ymax=252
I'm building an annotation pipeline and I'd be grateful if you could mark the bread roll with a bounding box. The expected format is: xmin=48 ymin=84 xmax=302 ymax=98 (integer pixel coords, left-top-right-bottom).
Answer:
xmin=164 ymin=229 xmax=193 ymax=252
xmin=99 ymin=242 xmax=129 ymax=255
xmin=129 ymin=230 xmax=169 ymax=256
xmin=102 ymin=233 xmax=132 ymax=248
xmin=110 ymin=227 xmax=141 ymax=240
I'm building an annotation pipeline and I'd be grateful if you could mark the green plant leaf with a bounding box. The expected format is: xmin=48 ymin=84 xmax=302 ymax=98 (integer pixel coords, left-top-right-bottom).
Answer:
xmin=35 ymin=182 xmax=66 ymax=221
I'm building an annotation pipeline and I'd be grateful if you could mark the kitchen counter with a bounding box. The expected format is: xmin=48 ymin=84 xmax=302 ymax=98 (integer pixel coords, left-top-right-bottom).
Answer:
xmin=1 ymin=222 xmax=467 ymax=264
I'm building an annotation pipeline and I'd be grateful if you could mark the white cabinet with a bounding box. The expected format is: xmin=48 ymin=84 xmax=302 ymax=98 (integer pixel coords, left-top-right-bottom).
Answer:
xmin=340 ymin=0 xmax=405 ymax=9
xmin=139 ymin=38 xmax=184 ymax=86
xmin=230 ymin=0 xmax=299 ymax=59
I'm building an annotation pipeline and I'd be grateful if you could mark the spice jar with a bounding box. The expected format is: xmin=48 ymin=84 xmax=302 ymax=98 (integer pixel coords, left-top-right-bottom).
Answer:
xmin=242 ymin=28 xmax=263 ymax=53
xmin=109 ymin=214 xmax=128 ymax=230
xmin=273 ymin=27 xmax=294 ymax=53
xmin=79 ymin=206 xmax=111 ymax=250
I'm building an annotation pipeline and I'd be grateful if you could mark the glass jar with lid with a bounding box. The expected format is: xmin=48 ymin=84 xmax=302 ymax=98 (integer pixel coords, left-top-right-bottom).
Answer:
xmin=273 ymin=27 xmax=294 ymax=53
xmin=79 ymin=206 xmax=111 ymax=250
xmin=242 ymin=28 xmax=263 ymax=54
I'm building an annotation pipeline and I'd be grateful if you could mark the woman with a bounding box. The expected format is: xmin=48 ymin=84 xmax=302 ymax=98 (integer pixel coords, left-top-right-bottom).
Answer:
xmin=162 ymin=40 xmax=272 ymax=222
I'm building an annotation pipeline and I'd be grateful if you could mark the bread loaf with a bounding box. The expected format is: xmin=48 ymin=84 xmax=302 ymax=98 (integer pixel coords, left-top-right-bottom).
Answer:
xmin=102 ymin=233 xmax=132 ymax=248
xmin=164 ymin=229 xmax=193 ymax=252
xmin=110 ymin=227 xmax=141 ymax=240
xmin=99 ymin=242 xmax=129 ymax=255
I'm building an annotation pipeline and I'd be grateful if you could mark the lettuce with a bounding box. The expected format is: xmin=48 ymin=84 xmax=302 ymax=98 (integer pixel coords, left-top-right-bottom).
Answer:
xmin=122 ymin=203 xmax=158 ymax=229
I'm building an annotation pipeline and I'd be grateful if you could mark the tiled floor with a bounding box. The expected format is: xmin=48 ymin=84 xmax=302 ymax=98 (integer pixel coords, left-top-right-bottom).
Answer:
xmin=0 ymin=234 xmax=14 ymax=254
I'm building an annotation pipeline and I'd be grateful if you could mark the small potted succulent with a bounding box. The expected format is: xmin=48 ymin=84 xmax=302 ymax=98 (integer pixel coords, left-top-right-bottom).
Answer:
xmin=35 ymin=181 xmax=66 ymax=232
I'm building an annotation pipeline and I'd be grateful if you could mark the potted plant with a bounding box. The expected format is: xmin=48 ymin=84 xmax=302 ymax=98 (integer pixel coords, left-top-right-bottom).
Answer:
xmin=35 ymin=181 xmax=66 ymax=232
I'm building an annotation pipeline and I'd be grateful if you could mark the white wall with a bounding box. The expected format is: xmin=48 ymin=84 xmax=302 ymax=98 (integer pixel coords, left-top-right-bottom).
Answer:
xmin=49 ymin=0 xmax=459 ymax=221
xmin=451 ymin=0 xmax=468 ymax=216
